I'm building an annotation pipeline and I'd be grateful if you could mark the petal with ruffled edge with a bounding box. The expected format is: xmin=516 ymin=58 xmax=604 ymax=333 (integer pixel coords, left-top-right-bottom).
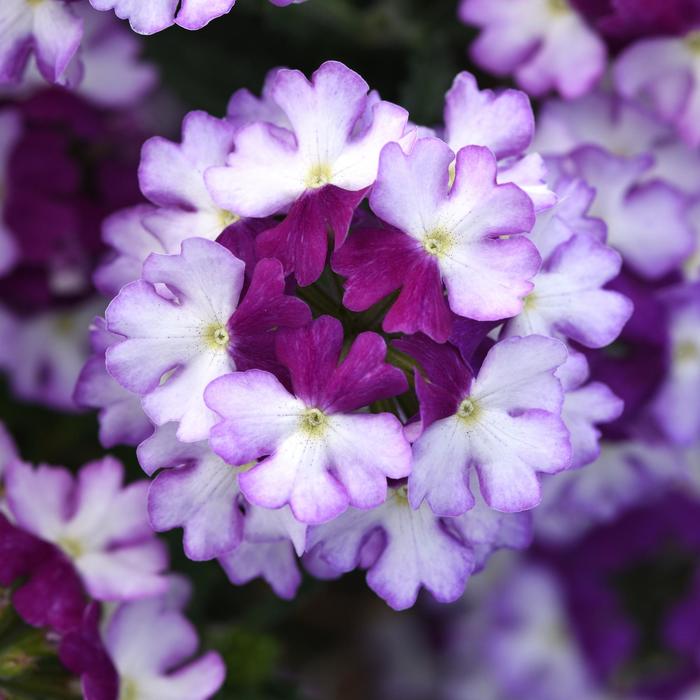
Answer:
xmin=140 ymin=111 xmax=238 ymax=212
xmin=76 ymin=540 xmax=169 ymax=601
xmin=449 ymin=480 xmax=533 ymax=570
xmin=105 ymin=594 xmax=225 ymax=700
xmin=571 ymin=146 xmax=693 ymax=278
xmin=89 ymin=0 xmax=178 ymax=35
xmin=504 ymin=234 xmax=633 ymax=348
xmin=497 ymin=153 xmax=557 ymax=213
xmin=444 ymin=71 xmax=534 ymax=159
xmin=255 ymin=185 xmax=365 ymax=285
xmin=244 ymin=503 xmax=307 ymax=556
xmin=206 ymin=369 xmax=305 ymax=466
xmin=106 ymin=238 xmax=244 ymax=442
xmin=148 ymin=450 xmax=243 ymax=561
xmin=409 ymin=335 xmax=570 ymax=515
xmin=93 ymin=205 xmax=166 ymax=297
xmin=309 ymin=491 xmax=474 ymax=610
xmin=219 ymin=540 xmax=302 ymax=600
xmin=175 ymin=0 xmax=236 ymax=29
xmin=5 ymin=460 xmax=74 ymax=540
xmin=206 ymin=61 xmax=407 ymax=218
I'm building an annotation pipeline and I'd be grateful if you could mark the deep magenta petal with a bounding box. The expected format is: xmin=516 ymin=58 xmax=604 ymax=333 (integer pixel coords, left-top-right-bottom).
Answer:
xmin=256 ymin=186 xmax=366 ymax=286
xmin=323 ymin=332 xmax=408 ymax=413
xmin=229 ymin=257 xmax=311 ymax=376
xmin=276 ymin=315 xmax=344 ymax=405
xmin=394 ymin=335 xmax=472 ymax=428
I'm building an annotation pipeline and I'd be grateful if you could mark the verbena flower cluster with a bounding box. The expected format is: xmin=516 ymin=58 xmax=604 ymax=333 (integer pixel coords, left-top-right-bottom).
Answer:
xmin=65 ymin=57 xmax=641 ymax=612
xmin=0 ymin=0 xmax=699 ymax=697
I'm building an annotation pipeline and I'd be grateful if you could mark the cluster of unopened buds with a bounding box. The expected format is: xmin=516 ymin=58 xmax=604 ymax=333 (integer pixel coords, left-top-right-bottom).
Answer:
xmin=0 ymin=0 xmax=699 ymax=697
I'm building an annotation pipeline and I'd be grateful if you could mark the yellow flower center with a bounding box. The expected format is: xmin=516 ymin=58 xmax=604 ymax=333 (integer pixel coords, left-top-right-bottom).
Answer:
xmin=393 ymin=484 xmax=409 ymax=505
xmin=547 ymin=0 xmax=569 ymax=14
xmin=299 ymin=407 xmax=328 ymax=436
xmin=204 ymin=323 xmax=230 ymax=350
xmin=523 ymin=293 xmax=538 ymax=311
xmin=457 ymin=397 xmax=480 ymax=424
xmin=218 ymin=209 xmax=240 ymax=229
xmin=686 ymin=30 xmax=700 ymax=54
xmin=422 ymin=229 xmax=454 ymax=258
xmin=675 ymin=339 xmax=699 ymax=363
xmin=119 ymin=678 xmax=138 ymax=700
xmin=58 ymin=537 xmax=84 ymax=559
xmin=305 ymin=163 xmax=333 ymax=189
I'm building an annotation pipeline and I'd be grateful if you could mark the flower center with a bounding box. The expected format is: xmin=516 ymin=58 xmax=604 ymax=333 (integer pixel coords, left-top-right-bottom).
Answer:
xmin=218 ymin=209 xmax=240 ymax=229
xmin=235 ymin=460 xmax=257 ymax=474
xmin=675 ymin=339 xmax=699 ymax=363
xmin=26 ymin=0 xmax=45 ymax=6
xmin=547 ymin=0 xmax=569 ymax=14
xmin=523 ymin=292 xmax=538 ymax=311
xmin=204 ymin=323 xmax=230 ymax=350
xmin=305 ymin=163 xmax=332 ymax=189
xmin=394 ymin=484 xmax=409 ymax=504
xmin=58 ymin=537 xmax=84 ymax=559
xmin=119 ymin=678 xmax=139 ymax=700
xmin=422 ymin=229 xmax=453 ymax=258
xmin=457 ymin=397 xmax=480 ymax=424
xmin=448 ymin=160 xmax=456 ymax=187
xmin=686 ymin=30 xmax=700 ymax=54
xmin=299 ymin=407 xmax=328 ymax=436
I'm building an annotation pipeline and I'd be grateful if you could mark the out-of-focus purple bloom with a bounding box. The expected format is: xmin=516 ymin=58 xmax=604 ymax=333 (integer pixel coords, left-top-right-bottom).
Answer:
xmin=0 ymin=420 xmax=17 ymax=479
xmin=558 ymin=352 xmax=624 ymax=469
xmin=534 ymin=442 xmax=685 ymax=544
xmin=614 ymin=30 xmax=700 ymax=147
xmin=5 ymin=457 xmax=169 ymax=600
xmin=460 ymin=0 xmax=607 ymax=99
xmin=0 ymin=0 xmax=83 ymax=85
xmin=565 ymin=146 xmax=693 ymax=278
xmin=651 ymin=283 xmax=700 ymax=446
xmin=0 ymin=299 xmax=102 ymax=411
xmin=574 ymin=0 xmax=700 ymax=46
xmin=101 ymin=582 xmax=225 ymax=700
xmin=0 ymin=108 xmax=21 ymax=277
xmin=59 ymin=603 xmax=120 ymax=700
xmin=0 ymin=88 xmax=143 ymax=315
xmin=534 ymin=91 xmax=700 ymax=197
xmin=0 ymin=512 xmax=88 ymax=635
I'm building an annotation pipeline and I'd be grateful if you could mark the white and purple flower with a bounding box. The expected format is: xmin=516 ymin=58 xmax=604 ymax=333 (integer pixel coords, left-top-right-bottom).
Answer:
xmin=206 ymin=315 xmax=412 ymax=524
